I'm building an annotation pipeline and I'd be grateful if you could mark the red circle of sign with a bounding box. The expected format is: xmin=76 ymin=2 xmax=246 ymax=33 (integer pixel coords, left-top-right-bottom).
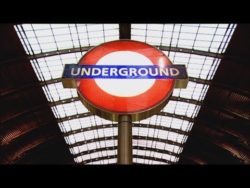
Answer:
xmin=77 ymin=40 xmax=174 ymax=114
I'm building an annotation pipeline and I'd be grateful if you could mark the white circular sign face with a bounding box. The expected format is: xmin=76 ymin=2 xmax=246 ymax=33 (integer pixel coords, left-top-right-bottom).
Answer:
xmin=95 ymin=51 xmax=155 ymax=97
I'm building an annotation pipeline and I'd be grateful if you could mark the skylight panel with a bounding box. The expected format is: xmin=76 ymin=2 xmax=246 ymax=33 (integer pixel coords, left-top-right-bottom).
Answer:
xmin=162 ymin=100 xmax=200 ymax=118
xmin=67 ymin=135 xmax=77 ymax=145
xmin=60 ymin=116 xmax=98 ymax=132
xmin=51 ymin=101 xmax=88 ymax=119
xmin=106 ymin=127 xmax=117 ymax=137
xmin=172 ymin=81 xmax=210 ymax=101
xmin=15 ymin=24 xmax=119 ymax=56
xmin=81 ymin=154 xmax=91 ymax=161
xmin=131 ymin=24 xmax=235 ymax=54
xmin=135 ymin=150 xmax=145 ymax=156
xmin=109 ymin=158 xmax=117 ymax=163
xmin=133 ymin=139 xmax=179 ymax=154
xmin=63 ymin=119 xmax=81 ymax=131
xmin=83 ymin=130 xmax=96 ymax=140
xmin=90 ymin=158 xmax=117 ymax=164
xmin=155 ymin=142 xmax=166 ymax=150
xmin=31 ymin=52 xmax=84 ymax=81
xmin=137 ymin=127 xmax=149 ymax=137
xmin=42 ymin=82 xmax=78 ymax=102
xmin=133 ymin=149 xmax=175 ymax=163
xmin=106 ymin=140 xmax=117 ymax=147
xmin=87 ymin=161 xmax=100 ymax=164
xmin=167 ymin=132 xmax=180 ymax=142
xmin=71 ymin=146 xmax=86 ymax=155
xmin=161 ymin=153 xmax=173 ymax=161
xmin=138 ymin=115 xmax=192 ymax=132
xmin=74 ymin=156 xmax=82 ymax=163
xmin=144 ymin=150 xmax=151 ymax=157
xmin=135 ymin=158 xmax=144 ymax=164
xmin=167 ymin=52 xmax=221 ymax=80
xmin=87 ymin=142 xmax=98 ymax=151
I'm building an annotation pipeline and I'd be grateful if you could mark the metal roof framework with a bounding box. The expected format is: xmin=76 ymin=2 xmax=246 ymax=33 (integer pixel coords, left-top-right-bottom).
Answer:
xmin=14 ymin=23 xmax=236 ymax=164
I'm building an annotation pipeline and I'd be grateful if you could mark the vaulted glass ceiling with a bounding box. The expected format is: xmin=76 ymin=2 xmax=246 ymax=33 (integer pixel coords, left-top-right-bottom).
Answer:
xmin=14 ymin=24 xmax=236 ymax=164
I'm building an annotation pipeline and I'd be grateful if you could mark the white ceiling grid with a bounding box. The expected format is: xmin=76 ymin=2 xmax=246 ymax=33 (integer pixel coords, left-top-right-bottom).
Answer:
xmin=15 ymin=23 xmax=236 ymax=164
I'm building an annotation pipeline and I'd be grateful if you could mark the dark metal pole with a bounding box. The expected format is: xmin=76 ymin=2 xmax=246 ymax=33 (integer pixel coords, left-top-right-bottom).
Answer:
xmin=119 ymin=24 xmax=131 ymax=39
xmin=117 ymin=23 xmax=132 ymax=164
xmin=118 ymin=115 xmax=133 ymax=164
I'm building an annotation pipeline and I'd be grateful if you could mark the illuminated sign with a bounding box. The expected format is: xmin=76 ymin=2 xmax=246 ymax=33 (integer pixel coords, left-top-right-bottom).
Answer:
xmin=62 ymin=40 xmax=188 ymax=121
xmin=63 ymin=65 xmax=187 ymax=79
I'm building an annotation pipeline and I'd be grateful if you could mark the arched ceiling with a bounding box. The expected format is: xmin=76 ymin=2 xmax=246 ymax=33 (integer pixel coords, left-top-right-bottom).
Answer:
xmin=0 ymin=25 xmax=74 ymax=164
xmin=179 ymin=24 xmax=250 ymax=164
xmin=1 ymin=23 xmax=249 ymax=164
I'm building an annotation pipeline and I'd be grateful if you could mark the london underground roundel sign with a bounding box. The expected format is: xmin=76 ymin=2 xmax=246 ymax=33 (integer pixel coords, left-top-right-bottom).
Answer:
xmin=62 ymin=40 xmax=188 ymax=121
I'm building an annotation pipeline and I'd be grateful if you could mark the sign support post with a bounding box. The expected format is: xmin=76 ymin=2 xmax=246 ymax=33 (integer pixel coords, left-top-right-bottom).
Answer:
xmin=118 ymin=115 xmax=133 ymax=164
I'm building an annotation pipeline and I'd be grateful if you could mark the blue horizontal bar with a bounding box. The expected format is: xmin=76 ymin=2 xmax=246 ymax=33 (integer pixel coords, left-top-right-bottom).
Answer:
xmin=62 ymin=64 xmax=188 ymax=79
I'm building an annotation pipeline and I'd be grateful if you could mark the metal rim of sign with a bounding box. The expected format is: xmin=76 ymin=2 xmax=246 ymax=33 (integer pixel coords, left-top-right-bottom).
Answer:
xmin=76 ymin=40 xmax=175 ymax=122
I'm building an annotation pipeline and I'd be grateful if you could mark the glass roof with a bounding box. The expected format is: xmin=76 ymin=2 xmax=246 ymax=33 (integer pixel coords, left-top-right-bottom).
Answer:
xmin=14 ymin=24 xmax=236 ymax=164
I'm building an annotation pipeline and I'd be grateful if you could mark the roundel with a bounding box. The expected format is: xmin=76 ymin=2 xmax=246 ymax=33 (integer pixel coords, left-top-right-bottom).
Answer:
xmin=76 ymin=40 xmax=175 ymax=121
